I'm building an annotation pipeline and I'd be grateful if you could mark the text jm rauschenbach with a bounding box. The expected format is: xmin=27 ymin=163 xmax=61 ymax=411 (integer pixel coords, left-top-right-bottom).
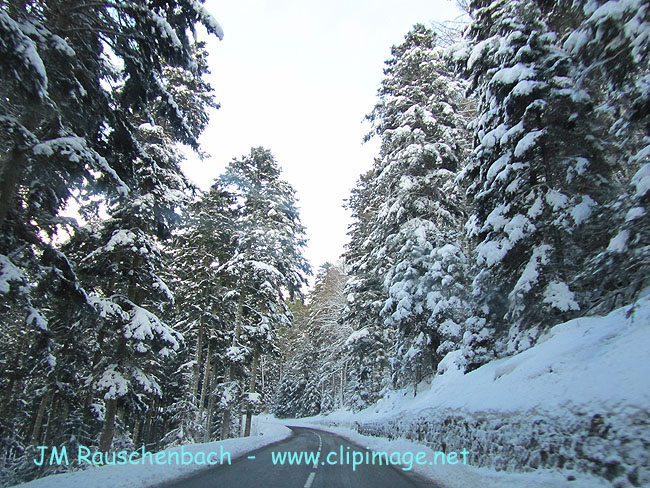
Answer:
xmin=34 ymin=445 xmax=231 ymax=467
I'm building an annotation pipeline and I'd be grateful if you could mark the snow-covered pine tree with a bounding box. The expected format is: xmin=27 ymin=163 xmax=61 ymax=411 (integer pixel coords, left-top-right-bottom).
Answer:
xmin=66 ymin=39 xmax=218 ymax=451
xmin=456 ymin=0 xmax=615 ymax=356
xmin=0 ymin=0 xmax=223 ymax=314
xmin=71 ymin=119 xmax=192 ymax=452
xmin=341 ymin=170 xmax=393 ymax=409
xmin=1 ymin=1 xmax=223 ymax=469
xmin=362 ymin=24 xmax=471 ymax=385
xmin=306 ymin=262 xmax=350 ymax=411
xmin=273 ymin=262 xmax=349 ymax=416
xmin=219 ymin=147 xmax=310 ymax=437
xmin=562 ymin=0 xmax=650 ymax=310
xmin=163 ymin=183 xmax=238 ymax=444
xmin=273 ymin=322 xmax=322 ymax=418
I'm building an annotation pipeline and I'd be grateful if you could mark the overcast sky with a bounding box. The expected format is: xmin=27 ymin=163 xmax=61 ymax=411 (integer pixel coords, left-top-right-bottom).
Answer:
xmin=182 ymin=0 xmax=465 ymax=275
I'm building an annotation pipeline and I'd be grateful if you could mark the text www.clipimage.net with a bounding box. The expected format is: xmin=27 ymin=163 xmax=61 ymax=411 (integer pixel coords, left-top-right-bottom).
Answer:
xmin=270 ymin=447 xmax=470 ymax=471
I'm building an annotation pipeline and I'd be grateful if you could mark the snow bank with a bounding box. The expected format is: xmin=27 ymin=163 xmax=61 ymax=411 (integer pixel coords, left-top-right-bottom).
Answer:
xmin=283 ymin=296 xmax=650 ymax=487
xmin=280 ymin=419 xmax=609 ymax=488
xmin=342 ymin=293 xmax=649 ymax=419
xmin=12 ymin=420 xmax=291 ymax=488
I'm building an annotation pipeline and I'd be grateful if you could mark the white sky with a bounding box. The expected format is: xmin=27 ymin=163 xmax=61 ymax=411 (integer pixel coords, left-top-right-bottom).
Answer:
xmin=181 ymin=0 xmax=465 ymax=274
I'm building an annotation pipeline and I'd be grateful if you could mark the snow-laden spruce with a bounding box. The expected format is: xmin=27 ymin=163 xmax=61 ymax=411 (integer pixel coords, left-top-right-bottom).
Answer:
xmin=344 ymin=25 xmax=472 ymax=403
xmin=217 ymin=147 xmax=311 ymax=439
xmin=455 ymin=0 xmax=616 ymax=356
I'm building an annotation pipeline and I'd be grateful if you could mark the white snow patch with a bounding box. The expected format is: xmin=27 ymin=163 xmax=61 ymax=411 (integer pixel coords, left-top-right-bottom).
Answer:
xmin=467 ymin=37 xmax=494 ymax=70
xmin=436 ymin=349 xmax=466 ymax=377
xmin=477 ymin=238 xmax=512 ymax=267
xmin=126 ymin=305 xmax=181 ymax=351
xmin=490 ymin=63 xmax=535 ymax=85
xmin=249 ymin=260 xmax=281 ymax=277
xmin=512 ymin=244 xmax=552 ymax=296
xmin=103 ymin=230 xmax=136 ymax=252
xmin=563 ymin=29 xmax=590 ymax=53
xmin=485 ymin=152 xmax=510 ymax=182
xmin=631 ymin=162 xmax=650 ymax=197
xmin=511 ymin=80 xmax=542 ymax=96
xmin=50 ymin=34 xmax=75 ymax=56
xmin=607 ymin=229 xmax=630 ymax=253
xmin=95 ymin=364 xmax=129 ymax=400
xmin=0 ymin=254 xmax=24 ymax=293
xmin=514 ymin=130 xmax=544 ymax=158
xmin=189 ymin=0 xmax=225 ymax=40
xmin=625 ymin=206 xmax=646 ymax=221
xmin=26 ymin=307 xmax=48 ymax=330
xmin=543 ymin=281 xmax=580 ymax=312
xmin=570 ymin=195 xmax=596 ymax=225
xmin=345 ymin=328 xmax=369 ymax=346
xmin=33 ymin=137 xmax=128 ymax=195
xmin=527 ymin=195 xmax=543 ymax=219
xmin=545 ymin=190 xmax=569 ymax=210
xmin=148 ymin=12 xmax=182 ymax=48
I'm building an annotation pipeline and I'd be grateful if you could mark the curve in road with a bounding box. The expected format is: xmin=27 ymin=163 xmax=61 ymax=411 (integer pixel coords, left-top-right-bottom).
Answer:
xmin=159 ymin=426 xmax=437 ymax=488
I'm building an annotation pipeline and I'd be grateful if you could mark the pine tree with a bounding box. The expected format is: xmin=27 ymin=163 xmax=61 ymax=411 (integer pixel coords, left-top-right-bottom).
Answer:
xmin=218 ymin=147 xmax=310 ymax=437
xmin=163 ymin=183 xmax=237 ymax=443
xmin=71 ymin=119 xmax=191 ymax=452
xmin=341 ymin=170 xmax=393 ymax=409
xmin=456 ymin=0 xmax=615 ymax=356
xmin=1 ymin=0 xmax=223 ymax=469
xmin=0 ymin=0 xmax=224 ymax=307
xmin=273 ymin=262 xmax=349 ymax=416
xmin=562 ymin=0 xmax=650 ymax=310
xmin=365 ymin=24 xmax=471 ymax=383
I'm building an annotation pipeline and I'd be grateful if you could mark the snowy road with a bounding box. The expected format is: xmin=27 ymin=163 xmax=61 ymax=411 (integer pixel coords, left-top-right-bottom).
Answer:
xmin=158 ymin=426 xmax=436 ymax=488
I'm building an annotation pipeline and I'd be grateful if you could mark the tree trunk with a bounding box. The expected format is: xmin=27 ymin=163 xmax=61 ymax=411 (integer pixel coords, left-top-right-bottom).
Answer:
xmin=191 ymin=316 xmax=204 ymax=404
xmin=0 ymin=147 xmax=23 ymax=228
xmin=221 ymin=288 xmax=245 ymax=440
xmin=98 ymin=398 xmax=117 ymax=452
xmin=203 ymin=360 xmax=218 ymax=442
xmin=143 ymin=398 xmax=156 ymax=447
xmin=99 ymin=255 xmax=141 ymax=452
xmin=197 ymin=341 xmax=212 ymax=419
xmin=30 ymin=388 xmax=52 ymax=445
xmin=98 ymin=332 xmax=127 ymax=452
xmin=43 ymin=394 xmax=58 ymax=445
xmin=260 ymin=356 xmax=265 ymax=392
xmin=341 ymin=361 xmax=348 ymax=408
xmin=243 ymin=351 xmax=259 ymax=437
xmin=220 ymin=408 xmax=231 ymax=441
xmin=132 ymin=419 xmax=141 ymax=445
xmin=0 ymin=101 xmax=44 ymax=228
xmin=1 ymin=374 xmax=18 ymax=423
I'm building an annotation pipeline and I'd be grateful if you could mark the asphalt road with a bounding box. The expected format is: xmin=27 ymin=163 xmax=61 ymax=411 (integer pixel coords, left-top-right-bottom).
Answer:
xmin=159 ymin=426 xmax=437 ymax=488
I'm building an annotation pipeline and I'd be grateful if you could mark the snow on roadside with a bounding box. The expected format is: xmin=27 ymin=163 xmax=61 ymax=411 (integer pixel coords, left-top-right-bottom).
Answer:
xmin=11 ymin=420 xmax=291 ymax=488
xmin=276 ymin=419 xmax=610 ymax=488
xmin=273 ymin=295 xmax=650 ymax=488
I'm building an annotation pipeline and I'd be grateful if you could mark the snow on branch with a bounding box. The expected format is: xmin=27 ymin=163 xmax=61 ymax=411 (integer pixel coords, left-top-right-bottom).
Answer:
xmin=32 ymin=136 xmax=129 ymax=195
xmin=124 ymin=303 xmax=183 ymax=352
xmin=0 ymin=254 xmax=25 ymax=294
xmin=0 ymin=12 xmax=48 ymax=98
xmin=188 ymin=0 xmax=224 ymax=40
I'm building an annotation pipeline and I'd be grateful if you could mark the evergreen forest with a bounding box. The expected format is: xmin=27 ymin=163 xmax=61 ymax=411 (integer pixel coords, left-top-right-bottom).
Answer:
xmin=1 ymin=1 xmax=648 ymax=486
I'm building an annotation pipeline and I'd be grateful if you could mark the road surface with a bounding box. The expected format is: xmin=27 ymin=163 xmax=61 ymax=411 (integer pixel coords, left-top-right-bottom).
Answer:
xmin=159 ymin=426 xmax=437 ymax=488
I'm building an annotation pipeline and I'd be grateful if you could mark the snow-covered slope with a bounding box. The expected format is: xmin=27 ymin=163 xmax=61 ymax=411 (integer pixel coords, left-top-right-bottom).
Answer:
xmin=371 ymin=294 xmax=650 ymax=416
xmin=288 ymin=295 xmax=650 ymax=487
